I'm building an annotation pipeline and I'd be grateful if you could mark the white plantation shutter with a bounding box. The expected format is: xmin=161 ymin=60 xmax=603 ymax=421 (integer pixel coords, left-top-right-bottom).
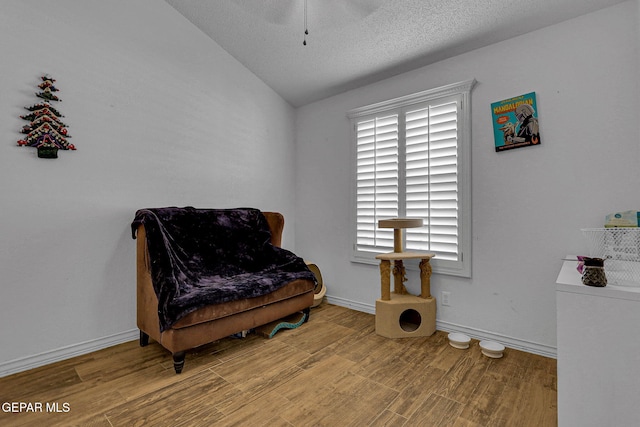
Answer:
xmin=405 ymin=101 xmax=459 ymax=260
xmin=355 ymin=115 xmax=399 ymax=252
xmin=349 ymin=79 xmax=474 ymax=277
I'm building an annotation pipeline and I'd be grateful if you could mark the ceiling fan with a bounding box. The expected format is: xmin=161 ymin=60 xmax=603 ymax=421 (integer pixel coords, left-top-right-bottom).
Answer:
xmin=235 ymin=0 xmax=386 ymax=44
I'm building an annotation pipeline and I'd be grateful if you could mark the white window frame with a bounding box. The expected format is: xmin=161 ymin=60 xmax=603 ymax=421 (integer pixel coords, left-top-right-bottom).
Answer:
xmin=348 ymin=79 xmax=475 ymax=278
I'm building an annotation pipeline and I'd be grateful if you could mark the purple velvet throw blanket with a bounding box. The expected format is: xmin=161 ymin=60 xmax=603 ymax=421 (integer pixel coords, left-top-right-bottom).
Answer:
xmin=131 ymin=207 xmax=316 ymax=332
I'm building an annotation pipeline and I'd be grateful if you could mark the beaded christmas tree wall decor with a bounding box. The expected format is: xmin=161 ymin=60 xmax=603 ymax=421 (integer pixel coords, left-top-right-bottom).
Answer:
xmin=17 ymin=75 xmax=75 ymax=159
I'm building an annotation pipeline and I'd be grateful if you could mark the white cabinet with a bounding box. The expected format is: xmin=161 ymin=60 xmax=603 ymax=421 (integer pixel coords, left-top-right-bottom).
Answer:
xmin=556 ymin=260 xmax=640 ymax=427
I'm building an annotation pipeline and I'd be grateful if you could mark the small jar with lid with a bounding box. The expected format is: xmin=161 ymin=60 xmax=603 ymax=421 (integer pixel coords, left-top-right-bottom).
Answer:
xmin=581 ymin=257 xmax=607 ymax=287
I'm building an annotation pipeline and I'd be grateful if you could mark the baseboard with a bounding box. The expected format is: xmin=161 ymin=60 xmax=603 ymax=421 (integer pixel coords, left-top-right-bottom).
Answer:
xmin=325 ymin=295 xmax=557 ymax=359
xmin=2 ymin=295 xmax=557 ymax=378
xmin=326 ymin=295 xmax=375 ymax=314
xmin=0 ymin=329 xmax=139 ymax=378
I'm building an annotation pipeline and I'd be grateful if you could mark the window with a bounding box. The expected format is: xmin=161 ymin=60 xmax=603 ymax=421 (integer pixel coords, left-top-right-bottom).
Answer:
xmin=348 ymin=79 xmax=475 ymax=277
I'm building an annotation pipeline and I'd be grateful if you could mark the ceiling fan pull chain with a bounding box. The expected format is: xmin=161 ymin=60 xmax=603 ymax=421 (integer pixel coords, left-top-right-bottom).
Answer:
xmin=303 ymin=0 xmax=309 ymax=46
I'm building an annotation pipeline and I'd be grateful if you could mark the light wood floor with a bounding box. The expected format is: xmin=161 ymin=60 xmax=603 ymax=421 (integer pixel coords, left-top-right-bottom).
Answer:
xmin=0 ymin=303 xmax=557 ymax=426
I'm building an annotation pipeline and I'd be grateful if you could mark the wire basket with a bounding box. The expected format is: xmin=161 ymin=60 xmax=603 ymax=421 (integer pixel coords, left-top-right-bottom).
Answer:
xmin=581 ymin=228 xmax=640 ymax=286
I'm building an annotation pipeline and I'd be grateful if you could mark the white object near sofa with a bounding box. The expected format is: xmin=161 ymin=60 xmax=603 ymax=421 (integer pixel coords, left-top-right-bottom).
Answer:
xmin=556 ymin=258 xmax=640 ymax=427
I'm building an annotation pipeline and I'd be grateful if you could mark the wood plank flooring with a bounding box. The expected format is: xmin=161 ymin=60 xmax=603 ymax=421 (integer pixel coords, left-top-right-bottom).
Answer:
xmin=0 ymin=303 xmax=557 ymax=426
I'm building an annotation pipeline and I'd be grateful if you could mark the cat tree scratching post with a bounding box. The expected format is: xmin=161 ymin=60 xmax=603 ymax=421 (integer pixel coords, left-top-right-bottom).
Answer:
xmin=375 ymin=218 xmax=436 ymax=338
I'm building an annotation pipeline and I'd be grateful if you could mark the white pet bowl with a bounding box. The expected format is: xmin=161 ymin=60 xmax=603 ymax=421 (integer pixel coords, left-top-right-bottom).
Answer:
xmin=479 ymin=340 xmax=505 ymax=358
xmin=448 ymin=332 xmax=471 ymax=349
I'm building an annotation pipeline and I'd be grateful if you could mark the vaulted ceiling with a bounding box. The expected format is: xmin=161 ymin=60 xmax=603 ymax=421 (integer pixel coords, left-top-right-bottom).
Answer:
xmin=165 ymin=0 xmax=626 ymax=107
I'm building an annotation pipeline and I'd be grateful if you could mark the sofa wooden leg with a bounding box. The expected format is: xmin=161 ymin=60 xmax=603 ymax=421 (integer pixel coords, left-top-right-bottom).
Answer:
xmin=303 ymin=307 xmax=311 ymax=323
xmin=172 ymin=351 xmax=186 ymax=374
xmin=139 ymin=331 xmax=149 ymax=347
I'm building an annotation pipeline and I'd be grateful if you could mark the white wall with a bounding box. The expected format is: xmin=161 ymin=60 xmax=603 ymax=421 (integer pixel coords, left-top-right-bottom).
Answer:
xmin=0 ymin=0 xmax=297 ymax=375
xmin=295 ymin=1 xmax=640 ymax=356
xmin=1 ymin=1 xmax=637 ymax=376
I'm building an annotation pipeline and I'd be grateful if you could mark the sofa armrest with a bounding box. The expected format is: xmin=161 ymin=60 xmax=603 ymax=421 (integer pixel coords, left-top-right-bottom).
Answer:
xmin=262 ymin=212 xmax=284 ymax=247
xmin=136 ymin=225 xmax=162 ymax=342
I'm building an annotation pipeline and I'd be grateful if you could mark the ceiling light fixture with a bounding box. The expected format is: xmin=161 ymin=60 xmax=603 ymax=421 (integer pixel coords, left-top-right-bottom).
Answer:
xmin=303 ymin=0 xmax=309 ymax=46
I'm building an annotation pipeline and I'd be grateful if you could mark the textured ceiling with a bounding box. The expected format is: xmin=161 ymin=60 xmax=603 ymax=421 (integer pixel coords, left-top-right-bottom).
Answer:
xmin=165 ymin=0 xmax=626 ymax=107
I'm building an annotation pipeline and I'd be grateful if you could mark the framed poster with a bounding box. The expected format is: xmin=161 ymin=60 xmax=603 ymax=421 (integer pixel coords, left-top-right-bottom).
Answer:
xmin=491 ymin=92 xmax=540 ymax=152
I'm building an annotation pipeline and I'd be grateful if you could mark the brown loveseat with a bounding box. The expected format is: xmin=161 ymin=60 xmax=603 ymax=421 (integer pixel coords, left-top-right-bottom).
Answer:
xmin=135 ymin=210 xmax=315 ymax=373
